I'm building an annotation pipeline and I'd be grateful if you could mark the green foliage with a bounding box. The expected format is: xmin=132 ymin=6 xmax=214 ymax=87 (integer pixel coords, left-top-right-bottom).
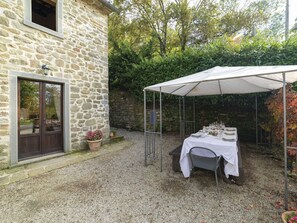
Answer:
xmin=292 ymin=18 xmax=297 ymax=34
xmin=111 ymin=36 xmax=297 ymax=101
xmin=108 ymin=1 xmax=296 ymax=138
xmin=108 ymin=41 xmax=142 ymax=90
xmin=109 ymin=0 xmax=284 ymax=56
xmin=20 ymin=80 xmax=39 ymax=114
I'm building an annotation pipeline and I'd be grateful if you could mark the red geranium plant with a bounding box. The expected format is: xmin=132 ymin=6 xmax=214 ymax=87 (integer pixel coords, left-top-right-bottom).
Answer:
xmin=282 ymin=210 xmax=297 ymax=223
xmin=85 ymin=129 xmax=103 ymax=141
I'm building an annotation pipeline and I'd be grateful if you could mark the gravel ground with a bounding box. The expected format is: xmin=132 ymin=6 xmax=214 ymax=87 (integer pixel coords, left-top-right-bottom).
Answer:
xmin=0 ymin=129 xmax=296 ymax=223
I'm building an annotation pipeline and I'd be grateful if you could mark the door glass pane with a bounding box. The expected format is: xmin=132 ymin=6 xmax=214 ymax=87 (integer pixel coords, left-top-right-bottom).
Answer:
xmin=45 ymin=83 xmax=61 ymax=132
xmin=19 ymin=80 xmax=40 ymax=135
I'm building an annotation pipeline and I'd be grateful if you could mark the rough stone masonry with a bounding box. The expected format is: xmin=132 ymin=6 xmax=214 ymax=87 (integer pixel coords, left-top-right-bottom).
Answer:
xmin=0 ymin=0 xmax=111 ymax=169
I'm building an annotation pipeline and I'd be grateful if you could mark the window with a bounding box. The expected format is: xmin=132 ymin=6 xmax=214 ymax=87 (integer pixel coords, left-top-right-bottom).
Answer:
xmin=32 ymin=0 xmax=56 ymax=31
xmin=24 ymin=0 xmax=63 ymax=38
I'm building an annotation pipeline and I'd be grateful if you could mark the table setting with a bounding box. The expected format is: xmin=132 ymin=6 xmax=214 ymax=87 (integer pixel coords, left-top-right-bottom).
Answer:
xmin=180 ymin=122 xmax=239 ymax=179
xmin=191 ymin=122 xmax=237 ymax=141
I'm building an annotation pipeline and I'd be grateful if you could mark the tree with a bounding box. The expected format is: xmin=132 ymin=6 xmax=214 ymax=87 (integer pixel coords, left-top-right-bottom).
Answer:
xmin=190 ymin=1 xmax=220 ymax=44
xmin=108 ymin=41 xmax=141 ymax=90
xmin=20 ymin=81 xmax=39 ymax=115
xmin=129 ymin=0 xmax=174 ymax=56
xmin=249 ymin=0 xmax=285 ymax=38
xmin=188 ymin=0 xmax=285 ymax=44
xmin=108 ymin=0 xmax=288 ymax=59
xmin=291 ymin=18 xmax=297 ymax=34
xmin=172 ymin=0 xmax=195 ymax=51
xmin=265 ymin=12 xmax=285 ymax=38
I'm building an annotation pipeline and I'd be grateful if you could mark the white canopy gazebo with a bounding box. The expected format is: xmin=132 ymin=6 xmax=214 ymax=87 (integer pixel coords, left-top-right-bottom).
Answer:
xmin=143 ymin=65 xmax=297 ymax=209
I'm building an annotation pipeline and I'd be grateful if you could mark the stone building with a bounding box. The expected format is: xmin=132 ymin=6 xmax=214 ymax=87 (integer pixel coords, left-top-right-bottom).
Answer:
xmin=0 ymin=0 xmax=117 ymax=169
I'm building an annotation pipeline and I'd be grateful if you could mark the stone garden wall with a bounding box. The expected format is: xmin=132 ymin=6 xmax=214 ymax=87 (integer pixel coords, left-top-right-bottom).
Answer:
xmin=109 ymin=90 xmax=145 ymax=131
xmin=0 ymin=0 xmax=110 ymax=168
xmin=110 ymin=89 xmax=259 ymax=142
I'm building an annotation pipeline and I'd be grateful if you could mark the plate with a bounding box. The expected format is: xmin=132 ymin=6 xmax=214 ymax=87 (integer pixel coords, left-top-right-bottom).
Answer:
xmin=225 ymin=127 xmax=236 ymax=131
xmin=222 ymin=138 xmax=235 ymax=142
xmin=191 ymin=132 xmax=202 ymax=138
xmin=222 ymin=134 xmax=236 ymax=141
xmin=191 ymin=132 xmax=207 ymax=138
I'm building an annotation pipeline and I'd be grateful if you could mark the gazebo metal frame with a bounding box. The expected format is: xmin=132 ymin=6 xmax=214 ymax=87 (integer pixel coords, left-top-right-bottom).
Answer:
xmin=143 ymin=66 xmax=297 ymax=209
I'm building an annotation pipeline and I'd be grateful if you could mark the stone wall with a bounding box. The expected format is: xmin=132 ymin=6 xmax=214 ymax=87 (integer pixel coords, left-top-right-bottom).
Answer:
xmin=109 ymin=90 xmax=145 ymax=130
xmin=109 ymin=90 xmax=180 ymax=132
xmin=110 ymin=89 xmax=260 ymax=142
xmin=0 ymin=0 xmax=110 ymax=168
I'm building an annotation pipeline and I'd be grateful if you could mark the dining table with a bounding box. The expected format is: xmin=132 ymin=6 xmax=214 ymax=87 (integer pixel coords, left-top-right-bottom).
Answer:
xmin=179 ymin=126 xmax=239 ymax=179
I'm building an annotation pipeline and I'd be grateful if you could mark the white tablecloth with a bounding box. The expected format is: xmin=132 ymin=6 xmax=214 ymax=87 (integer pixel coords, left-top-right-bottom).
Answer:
xmin=179 ymin=132 xmax=239 ymax=178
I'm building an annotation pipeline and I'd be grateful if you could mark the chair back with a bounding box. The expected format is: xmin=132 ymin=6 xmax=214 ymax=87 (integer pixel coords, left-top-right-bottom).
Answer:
xmin=189 ymin=147 xmax=220 ymax=171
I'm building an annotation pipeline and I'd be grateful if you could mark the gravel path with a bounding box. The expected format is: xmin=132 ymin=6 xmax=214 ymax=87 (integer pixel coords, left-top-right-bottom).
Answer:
xmin=0 ymin=129 xmax=296 ymax=223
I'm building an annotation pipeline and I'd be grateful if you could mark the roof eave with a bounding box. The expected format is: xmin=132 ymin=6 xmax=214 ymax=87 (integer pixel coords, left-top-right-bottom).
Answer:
xmin=99 ymin=0 xmax=119 ymax=14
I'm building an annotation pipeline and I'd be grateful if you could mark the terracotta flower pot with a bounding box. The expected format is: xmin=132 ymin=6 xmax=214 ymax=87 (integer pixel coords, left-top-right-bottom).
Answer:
xmin=281 ymin=211 xmax=297 ymax=223
xmin=87 ymin=139 xmax=102 ymax=151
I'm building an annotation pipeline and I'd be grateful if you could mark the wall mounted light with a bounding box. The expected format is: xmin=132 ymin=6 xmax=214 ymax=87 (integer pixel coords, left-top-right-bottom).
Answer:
xmin=41 ymin=64 xmax=50 ymax=75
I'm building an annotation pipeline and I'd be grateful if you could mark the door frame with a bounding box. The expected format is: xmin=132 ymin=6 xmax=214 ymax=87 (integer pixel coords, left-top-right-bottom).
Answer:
xmin=9 ymin=71 xmax=70 ymax=165
xmin=18 ymin=79 xmax=64 ymax=159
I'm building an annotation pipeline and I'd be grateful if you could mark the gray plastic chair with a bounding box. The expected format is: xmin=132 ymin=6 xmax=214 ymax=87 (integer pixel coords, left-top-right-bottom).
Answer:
xmin=189 ymin=147 xmax=222 ymax=192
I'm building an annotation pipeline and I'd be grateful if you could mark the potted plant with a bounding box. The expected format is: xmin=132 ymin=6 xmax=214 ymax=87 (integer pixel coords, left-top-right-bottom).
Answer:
xmin=282 ymin=210 xmax=297 ymax=223
xmin=85 ymin=129 xmax=103 ymax=151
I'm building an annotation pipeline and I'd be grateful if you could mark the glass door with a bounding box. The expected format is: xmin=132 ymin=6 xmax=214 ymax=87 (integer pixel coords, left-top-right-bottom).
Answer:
xmin=42 ymin=83 xmax=63 ymax=154
xmin=18 ymin=79 xmax=63 ymax=160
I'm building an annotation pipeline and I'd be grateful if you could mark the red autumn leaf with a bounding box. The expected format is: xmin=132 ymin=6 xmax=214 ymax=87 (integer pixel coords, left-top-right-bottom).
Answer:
xmin=265 ymin=86 xmax=297 ymax=144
